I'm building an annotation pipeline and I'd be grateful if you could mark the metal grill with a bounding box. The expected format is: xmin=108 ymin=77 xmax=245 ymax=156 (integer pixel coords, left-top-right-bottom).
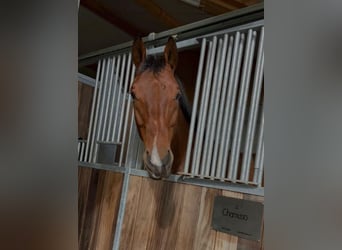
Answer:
xmin=78 ymin=53 xmax=143 ymax=169
xmin=184 ymin=26 xmax=264 ymax=187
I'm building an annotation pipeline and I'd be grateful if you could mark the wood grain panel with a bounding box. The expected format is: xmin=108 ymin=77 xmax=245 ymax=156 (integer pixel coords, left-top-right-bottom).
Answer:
xmin=119 ymin=175 xmax=143 ymax=250
xmin=174 ymin=184 xmax=202 ymax=250
xmin=78 ymin=167 xmax=123 ymax=250
xmin=193 ymin=187 xmax=220 ymax=250
xmin=80 ymin=172 xmax=264 ymax=250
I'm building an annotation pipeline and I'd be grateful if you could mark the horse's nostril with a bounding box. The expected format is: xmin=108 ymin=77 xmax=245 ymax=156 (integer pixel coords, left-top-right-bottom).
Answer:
xmin=146 ymin=150 xmax=150 ymax=155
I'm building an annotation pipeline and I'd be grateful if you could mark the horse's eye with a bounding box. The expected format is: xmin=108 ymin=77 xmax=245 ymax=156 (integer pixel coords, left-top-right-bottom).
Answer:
xmin=175 ymin=93 xmax=181 ymax=100
xmin=131 ymin=92 xmax=137 ymax=100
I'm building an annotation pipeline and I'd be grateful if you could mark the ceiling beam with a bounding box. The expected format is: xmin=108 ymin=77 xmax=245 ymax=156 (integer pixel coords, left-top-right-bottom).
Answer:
xmin=135 ymin=0 xmax=182 ymax=28
xmin=81 ymin=0 xmax=147 ymax=37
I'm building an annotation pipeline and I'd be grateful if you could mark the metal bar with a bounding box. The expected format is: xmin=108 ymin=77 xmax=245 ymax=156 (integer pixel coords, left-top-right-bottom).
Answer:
xmin=117 ymin=53 xmax=132 ymax=143
xmin=105 ymin=56 xmax=118 ymax=141
xmin=229 ymin=29 xmax=255 ymax=182
xmin=77 ymin=142 xmax=81 ymax=159
xmin=113 ymin=54 xmax=127 ymax=142
xmin=78 ymin=163 xmax=264 ymax=196
xmin=217 ymin=32 xmax=244 ymax=178
xmin=101 ymin=57 xmax=115 ymax=140
xmin=78 ymin=73 xmax=96 ymax=87
xmin=212 ymin=35 xmax=233 ymax=180
xmin=94 ymin=58 xmax=111 ymax=161
xmin=193 ymin=37 xmax=217 ymax=176
xmin=184 ymin=38 xmax=207 ymax=174
xmin=107 ymin=55 xmax=121 ymax=141
xmin=80 ymin=142 xmax=85 ymax=162
xmin=242 ymin=27 xmax=264 ymax=182
xmin=206 ymin=35 xmax=229 ymax=179
xmin=198 ymin=20 xmax=264 ymax=40
xmin=191 ymin=40 xmax=213 ymax=176
xmin=254 ymin=109 xmax=264 ymax=186
xmin=225 ymin=32 xmax=245 ymax=179
xmin=89 ymin=58 xmax=107 ymax=162
xmin=99 ymin=58 xmax=113 ymax=141
xmin=201 ymin=37 xmax=223 ymax=177
xmin=84 ymin=60 xmax=101 ymax=162
xmin=79 ymin=3 xmax=263 ymax=65
xmin=119 ymin=63 xmax=136 ymax=167
xmin=112 ymin=168 xmax=131 ymax=250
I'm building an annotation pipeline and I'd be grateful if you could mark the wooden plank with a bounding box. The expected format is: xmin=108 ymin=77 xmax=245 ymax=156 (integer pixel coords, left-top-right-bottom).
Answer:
xmin=214 ymin=190 xmax=243 ymax=250
xmin=78 ymin=169 xmax=101 ymax=250
xmin=94 ymin=171 xmax=124 ymax=250
xmin=135 ymin=0 xmax=182 ymax=28
xmin=78 ymin=167 xmax=93 ymax=246
xmin=194 ymin=187 xmax=220 ymax=250
xmin=147 ymin=180 xmax=183 ymax=250
xmin=174 ymin=184 xmax=203 ymax=250
xmin=119 ymin=175 xmax=143 ymax=250
xmin=81 ymin=0 xmax=146 ymax=37
xmin=130 ymin=177 xmax=161 ymax=250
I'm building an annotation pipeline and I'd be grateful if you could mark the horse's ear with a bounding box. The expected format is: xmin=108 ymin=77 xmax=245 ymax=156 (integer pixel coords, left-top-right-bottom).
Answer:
xmin=164 ymin=37 xmax=178 ymax=71
xmin=132 ymin=37 xmax=146 ymax=68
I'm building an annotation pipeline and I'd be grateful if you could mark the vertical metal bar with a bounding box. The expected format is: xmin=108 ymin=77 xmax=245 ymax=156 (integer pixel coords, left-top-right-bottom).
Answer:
xmin=201 ymin=36 xmax=222 ymax=177
xmin=135 ymin=137 xmax=144 ymax=169
xmin=201 ymin=38 xmax=223 ymax=177
xmin=112 ymin=167 xmax=131 ymax=250
xmin=101 ymin=56 xmax=115 ymax=140
xmin=113 ymin=54 xmax=127 ymax=142
xmin=77 ymin=142 xmax=80 ymax=159
xmin=217 ymin=32 xmax=244 ymax=179
xmin=193 ymin=37 xmax=217 ymax=177
xmin=119 ymin=64 xmax=136 ymax=167
xmin=89 ymin=58 xmax=107 ymax=162
xmin=242 ymin=27 xmax=264 ymax=182
xmin=117 ymin=53 xmax=132 ymax=143
xmin=210 ymin=34 xmax=234 ymax=178
xmin=124 ymin=109 xmax=136 ymax=168
xmin=80 ymin=142 xmax=85 ymax=162
xmin=229 ymin=29 xmax=256 ymax=182
xmin=94 ymin=58 xmax=111 ymax=161
xmin=105 ymin=56 xmax=117 ymax=141
xmin=99 ymin=57 xmax=113 ymax=141
xmin=212 ymin=35 xmax=233 ymax=180
xmin=184 ymin=38 xmax=206 ymax=174
xmin=191 ymin=40 xmax=214 ymax=176
xmin=206 ymin=35 xmax=228 ymax=179
xmin=254 ymin=109 xmax=264 ymax=186
xmin=107 ymin=55 xmax=122 ymax=142
xmin=84 ymin=60 xmax=101 ymax=162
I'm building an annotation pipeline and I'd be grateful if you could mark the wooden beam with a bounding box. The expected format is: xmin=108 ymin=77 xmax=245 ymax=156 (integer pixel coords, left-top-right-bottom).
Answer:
xmin=135 ymin=0 xmax=182 ymax=28
xmin=81 ymin=0 xmax=147 ymax=37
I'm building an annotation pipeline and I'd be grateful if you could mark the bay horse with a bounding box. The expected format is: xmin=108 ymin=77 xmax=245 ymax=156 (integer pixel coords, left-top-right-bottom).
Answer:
xmin=131 ymin=37 xmax=189 ymax=179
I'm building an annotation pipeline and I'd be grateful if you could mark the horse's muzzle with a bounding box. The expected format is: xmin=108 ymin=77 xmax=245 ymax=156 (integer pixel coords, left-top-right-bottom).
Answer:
xmin=143 ymin=150 xmax=174 ymax=180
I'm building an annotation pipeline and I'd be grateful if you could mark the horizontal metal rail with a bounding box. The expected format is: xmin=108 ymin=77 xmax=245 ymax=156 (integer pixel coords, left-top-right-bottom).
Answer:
xmin=78 ymin=162 xmax=264 ymax=196
xmin=79 ymin=3 xmax=264 ymax=66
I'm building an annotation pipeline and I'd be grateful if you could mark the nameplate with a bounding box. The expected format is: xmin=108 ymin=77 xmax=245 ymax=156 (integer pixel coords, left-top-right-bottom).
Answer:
xmin=211 ymin=196 xmax=263 ymax=241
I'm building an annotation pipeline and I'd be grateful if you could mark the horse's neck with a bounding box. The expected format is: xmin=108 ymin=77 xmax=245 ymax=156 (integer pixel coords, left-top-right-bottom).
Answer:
xmin=171 ymin=108 xmax=189 ymax=173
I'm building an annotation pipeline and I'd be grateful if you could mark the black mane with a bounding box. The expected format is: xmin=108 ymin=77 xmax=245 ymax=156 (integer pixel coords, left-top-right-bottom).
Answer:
xmin=139 ymin=55 xmax=166 ymax=73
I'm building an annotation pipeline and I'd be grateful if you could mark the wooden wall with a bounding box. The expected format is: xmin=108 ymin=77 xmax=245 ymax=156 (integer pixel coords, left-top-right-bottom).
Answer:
xmin=78 ymin=171 xmax=263 ymax=250
xmin=120 ymin=175 xmax=263 ymax=250
xmin=78 ymin=167 xmax=123 ymax=250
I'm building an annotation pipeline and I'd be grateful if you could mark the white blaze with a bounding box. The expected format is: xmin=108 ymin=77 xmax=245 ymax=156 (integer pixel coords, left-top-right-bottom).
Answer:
xmin=150 ymin=137 xmax=162 ymax=167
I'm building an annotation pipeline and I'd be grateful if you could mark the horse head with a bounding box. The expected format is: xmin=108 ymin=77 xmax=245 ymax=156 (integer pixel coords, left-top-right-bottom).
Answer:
xmin=131 ymin=37 xmax=180 ymax=179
